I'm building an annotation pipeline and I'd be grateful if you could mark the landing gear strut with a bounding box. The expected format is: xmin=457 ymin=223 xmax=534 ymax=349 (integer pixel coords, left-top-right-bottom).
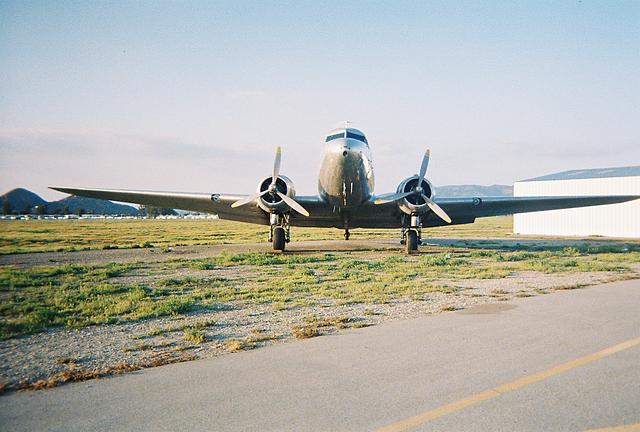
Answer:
xmin=402 ymin=214 xmax=422 ymax=254
xmin=341 ymin=213 xmax=351 ymax=241
xmin=269 ymin=213 xmax=290 ymax=251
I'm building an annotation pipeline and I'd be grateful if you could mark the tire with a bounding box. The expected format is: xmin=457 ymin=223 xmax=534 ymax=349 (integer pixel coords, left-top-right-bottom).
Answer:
xmin=405 ymin=230 xmax=418 ymax=254
xmin=273 ymin=227 xmax=286 ymax=251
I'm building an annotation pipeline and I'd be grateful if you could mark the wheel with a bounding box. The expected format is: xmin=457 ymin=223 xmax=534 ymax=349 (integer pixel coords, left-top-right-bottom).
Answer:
xmin=273 ymin=227 xmax=286 ymax=251
xmin=405 ymin=230 xmax=418 ymax=254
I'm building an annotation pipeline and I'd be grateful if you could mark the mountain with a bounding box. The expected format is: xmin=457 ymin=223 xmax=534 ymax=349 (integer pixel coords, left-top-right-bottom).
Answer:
xmin=435 ymin=184 xmax=513 ymax=197
xmin=47 ymin=196 xmax=138 ymax=215
xmin=1 ymin=188 xmax=137 ymax=215
xmin=0 ymin=188 xmax=47 ymax=214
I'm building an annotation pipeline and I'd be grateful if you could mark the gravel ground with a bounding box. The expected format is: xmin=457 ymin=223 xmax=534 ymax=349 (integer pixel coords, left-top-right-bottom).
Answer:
xmin=1 ymin=268 xmax=634 ymax=391
xmin=2 ymin=238 xmax=638 ymax=392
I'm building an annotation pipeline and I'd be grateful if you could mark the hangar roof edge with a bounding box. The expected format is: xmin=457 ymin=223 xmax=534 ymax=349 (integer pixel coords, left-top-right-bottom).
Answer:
xmin=518 ymin=166 xmax=640 ymax=182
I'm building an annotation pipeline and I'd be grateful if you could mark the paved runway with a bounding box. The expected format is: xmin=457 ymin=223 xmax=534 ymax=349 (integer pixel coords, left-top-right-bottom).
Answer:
xmin=1 ymin=279 xmax=639 ymax=431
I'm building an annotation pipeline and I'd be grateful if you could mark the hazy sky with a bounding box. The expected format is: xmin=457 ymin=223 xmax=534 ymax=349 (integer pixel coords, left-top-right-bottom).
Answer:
xmin=1 ymin=0 xmax=638 ymax=200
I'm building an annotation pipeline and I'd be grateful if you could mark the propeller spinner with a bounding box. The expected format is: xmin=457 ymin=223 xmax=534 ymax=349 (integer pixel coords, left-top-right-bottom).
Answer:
xmin=374 ymin=149 xmax=452 ymax=224
xmin=231 ymin=147 xmax=309 ymax=217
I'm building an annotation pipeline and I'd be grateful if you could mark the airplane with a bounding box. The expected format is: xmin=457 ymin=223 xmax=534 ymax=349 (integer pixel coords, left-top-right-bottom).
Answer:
xmin=52 ymin=126 xmax=638 ymax=253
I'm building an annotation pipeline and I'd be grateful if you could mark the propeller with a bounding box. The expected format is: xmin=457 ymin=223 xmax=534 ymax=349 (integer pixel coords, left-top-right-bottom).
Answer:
xmin=231 ymin=147 xmax=309 ymax=217
xmin=374 ymin=149 xmax=452 ymax=224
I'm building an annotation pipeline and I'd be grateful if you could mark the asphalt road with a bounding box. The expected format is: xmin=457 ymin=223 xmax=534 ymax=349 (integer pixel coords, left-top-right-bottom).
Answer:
xmin=2 ymin=279 xmax=639 ymax=432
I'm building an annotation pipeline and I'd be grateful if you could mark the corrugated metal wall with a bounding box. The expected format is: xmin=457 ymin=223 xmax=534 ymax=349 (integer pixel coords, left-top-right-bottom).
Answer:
xmin=513 ymin=176 xmax=640 ymax=238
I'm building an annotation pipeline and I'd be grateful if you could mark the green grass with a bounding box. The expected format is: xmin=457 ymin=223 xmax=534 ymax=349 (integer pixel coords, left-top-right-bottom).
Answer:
xmin=0 ymin=245 xmax=640 ymax=339
xmin=3 ymin=246 xmax=638 ymax=340
xmin=6 ymin=246 xmax=638 ymax=340
xmin=0 ymin=262 xmax=200 ymax=339
xmin=1 ymin=217 xmax=639 ymax=340
xmin=172 ymin=251 xmax=337 ymax=270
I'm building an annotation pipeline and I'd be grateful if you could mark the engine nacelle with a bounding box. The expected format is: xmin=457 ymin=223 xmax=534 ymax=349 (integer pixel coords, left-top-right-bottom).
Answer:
xmin=256 ymin=175 xmax=297 ymax=213
xmin=396 ymin=175 xmax=435 ymax=215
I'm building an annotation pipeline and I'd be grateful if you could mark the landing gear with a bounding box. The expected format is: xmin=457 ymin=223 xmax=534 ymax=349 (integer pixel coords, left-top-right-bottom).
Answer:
xmin=273 ymin=227 xmax=286 ymax=251
xmin=342 ymin=213 xmax=351 ymax=241
xmin=402 ymin=214 xmax=422 ymax=254
xmin=269 ymin=213 xmax=290 ymax=251
xmin=405 ymin=230 xmax=418 ymax=253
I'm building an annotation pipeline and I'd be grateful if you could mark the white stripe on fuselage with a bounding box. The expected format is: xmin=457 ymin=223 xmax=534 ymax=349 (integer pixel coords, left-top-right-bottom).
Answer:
xmin=318 ymin=137 xmax=375 ymax=209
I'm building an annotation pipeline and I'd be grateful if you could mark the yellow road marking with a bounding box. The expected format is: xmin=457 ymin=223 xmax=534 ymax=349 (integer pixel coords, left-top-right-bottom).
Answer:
xmin=375 ymin=337 xmax=640 ymax=432
xmin=585 ymin=424 xmax=640 ymax=432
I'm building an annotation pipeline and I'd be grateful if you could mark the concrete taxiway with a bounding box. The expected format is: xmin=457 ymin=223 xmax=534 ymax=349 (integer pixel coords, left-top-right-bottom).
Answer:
xmin=1 ymin=279 xmax=639 ymax=431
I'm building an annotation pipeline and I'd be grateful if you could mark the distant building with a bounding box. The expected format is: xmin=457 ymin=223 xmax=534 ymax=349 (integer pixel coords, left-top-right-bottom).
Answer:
xmin=514 ymin=166 xmax=640 ymax=238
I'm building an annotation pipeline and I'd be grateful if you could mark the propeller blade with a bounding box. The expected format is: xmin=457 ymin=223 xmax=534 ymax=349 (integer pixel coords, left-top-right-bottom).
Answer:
xmin=422 ymin=194 xmax=452 ymax=224
xmin=276 ymin=192 xmax=310 ymax=217
xmin=231 ymin=190 xmax=269 ymax=208
xmin=417 ymin=149 xmax=431 ymax=185
xmin=272 ymin=146 xmax=282 ymax=185
xmin=374 ymin=191 xmax=413 ymax=205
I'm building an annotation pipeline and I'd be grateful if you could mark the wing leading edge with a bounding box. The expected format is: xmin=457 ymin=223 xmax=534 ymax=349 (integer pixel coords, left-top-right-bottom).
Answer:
xmin=49 ymin=187 xmax=341 ymax=226
xmin=50 ymin=187 xmax=269 ymax=224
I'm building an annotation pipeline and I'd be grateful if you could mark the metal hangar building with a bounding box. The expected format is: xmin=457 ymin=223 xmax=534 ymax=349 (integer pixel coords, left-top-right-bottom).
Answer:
xmin=513 ymin=166 xmax=640 ymax=238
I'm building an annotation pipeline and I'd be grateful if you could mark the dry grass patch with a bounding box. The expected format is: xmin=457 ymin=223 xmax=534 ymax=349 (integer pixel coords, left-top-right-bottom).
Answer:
xmin=225 ymin=339 xmax=254 ymax=352
xmin=245 ymin=329 xmax=277 ymax=344
xmin=292 ymin=325 xmax=321 ymax=339
xmin=14 ymin=352 xmax=195 ymax=392
xmin=183 ymin=327 xmax=206 ymax=345
xmin=272 ymin=302 xmax=290 ymax=311
xmin=55 ymin=357 xmax=79 ymax=365
xmin=363 ymin=309 xmax=384 ymax=316
xmin=123 ymin=343 xmax=152 ymax=352
xmin=554 ymin=283 xmax=587 ymax=291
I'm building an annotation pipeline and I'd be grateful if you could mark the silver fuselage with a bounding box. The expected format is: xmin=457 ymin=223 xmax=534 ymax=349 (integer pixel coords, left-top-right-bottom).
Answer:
xmin=318 ymin=137 xmax=375 ymax=209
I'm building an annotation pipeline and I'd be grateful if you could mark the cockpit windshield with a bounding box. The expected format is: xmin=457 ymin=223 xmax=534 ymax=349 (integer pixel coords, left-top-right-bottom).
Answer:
xmin=346 ymin=131 xmax=368 ymax=144
xmin=325 ymin=131 xmax=368 ymax=144
xmin=325 ymin=132 xmax=344 ymax=142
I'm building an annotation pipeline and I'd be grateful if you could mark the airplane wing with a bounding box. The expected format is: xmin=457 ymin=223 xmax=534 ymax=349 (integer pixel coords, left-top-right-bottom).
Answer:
xmin=50 ymin=187 xmax=638 ymax=229
xmin=49 ymin=187 xmax=341 ymax=226
xmin=344 ymin=195 xmax=638 ymax=228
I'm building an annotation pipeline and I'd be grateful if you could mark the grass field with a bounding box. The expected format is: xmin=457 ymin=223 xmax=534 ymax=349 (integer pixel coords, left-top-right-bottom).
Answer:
xmin=1 ymin=217 xmax=640 ymax=391
xmin=0 ymin=216 xmax=513 ymax=255
xmin=1 ymin=236 xmax=638 ymax=340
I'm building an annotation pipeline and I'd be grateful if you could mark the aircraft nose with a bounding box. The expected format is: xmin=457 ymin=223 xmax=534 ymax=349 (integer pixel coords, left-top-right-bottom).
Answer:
xmin=327 ymin=138 xmax=357 ymax=158
xmin=341 ymin=141 xmax=354 ymax=157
